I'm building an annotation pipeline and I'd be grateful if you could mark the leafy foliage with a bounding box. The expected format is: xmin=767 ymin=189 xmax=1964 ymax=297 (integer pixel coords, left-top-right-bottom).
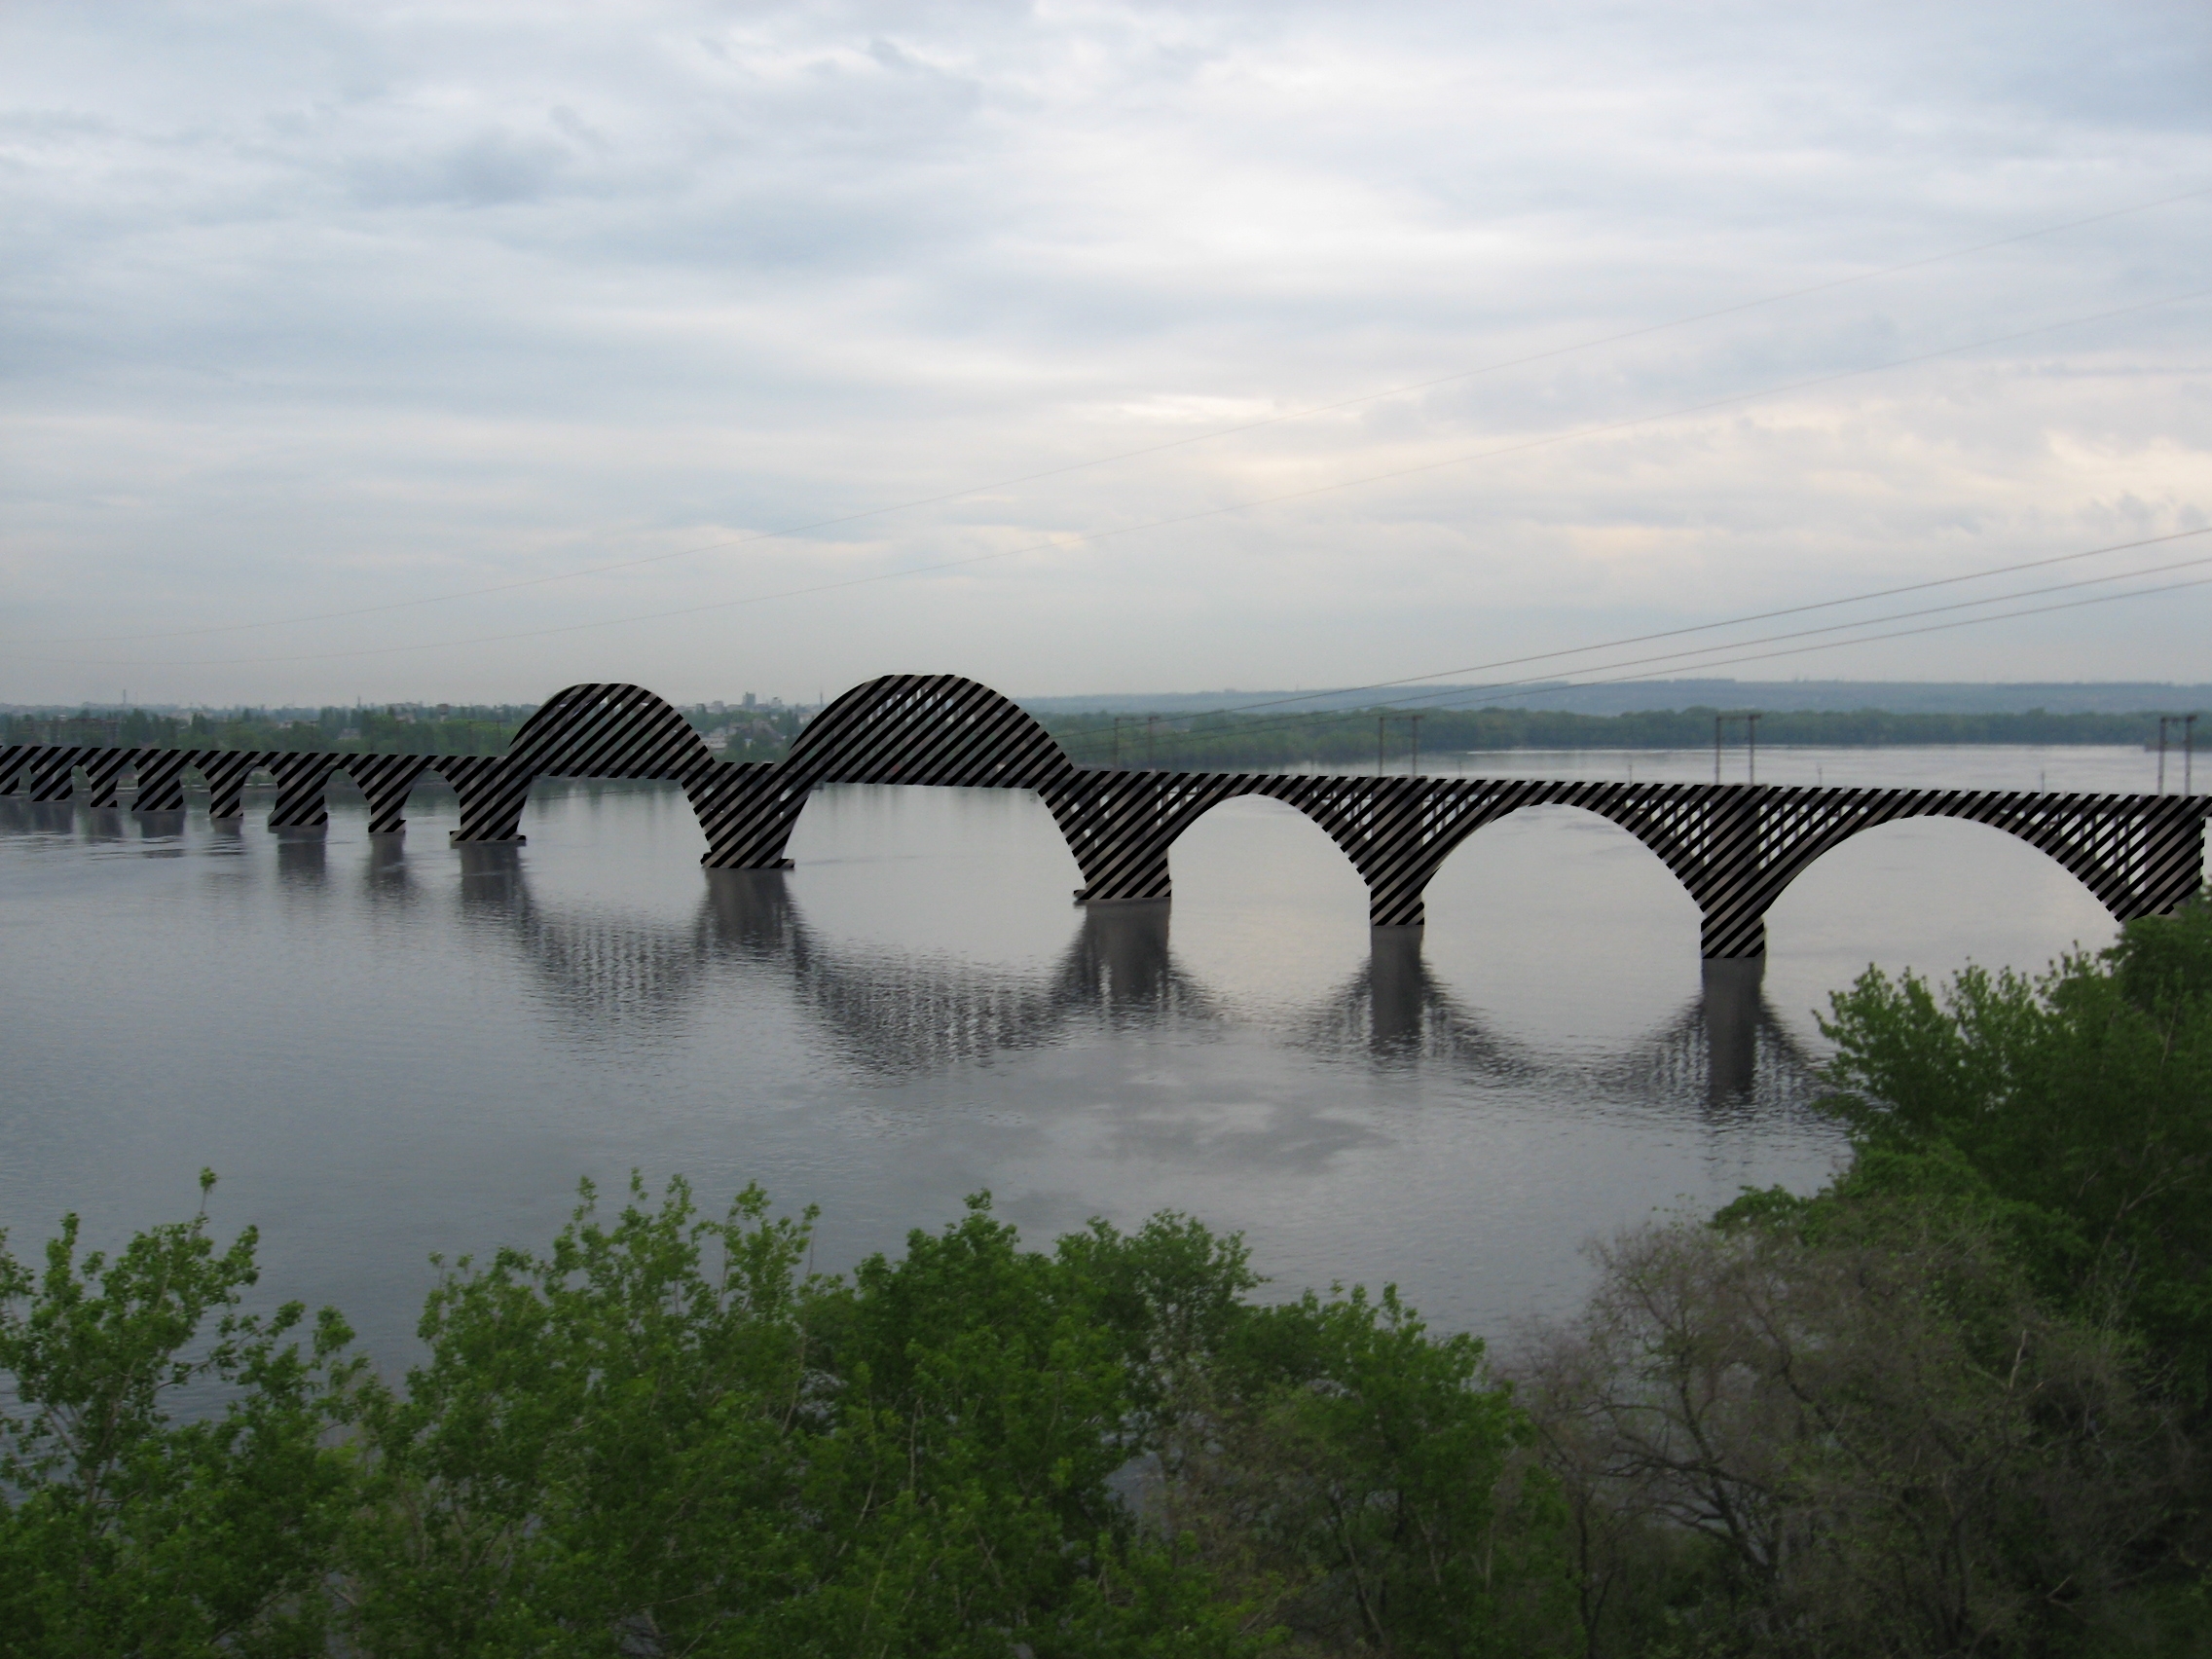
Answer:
xmin=0 ymin=1169 xmax=361 ymax=1657
xmin=1 ymin=1179 xmax=1569 ymax=1657
xmin=1816 ymin=898 xmax=2212 ymax=1397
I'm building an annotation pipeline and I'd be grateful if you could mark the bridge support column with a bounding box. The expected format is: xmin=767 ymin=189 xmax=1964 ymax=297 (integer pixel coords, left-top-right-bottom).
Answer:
xmin=1697 ymin=790 xmax=1770 ymax=960
xmin=1700 ymin=910 xmax=1767 ymax=960
xmin=26 ymin=747 xmax=86 ymax=803
xmin=1367 ymin=882 xmax=1432 ymax=928
xmin=445 ymin=757 xmax=530 ymax=846
xmin=688 ymin=762 xmax=803 ymax=870
xmin=268 ymin=754 xmax=341 ymax=831
xmin=83 ymin=749 xmax=133 ymax=808
xmin=344 ymin=755 xmax=433 ymax=834
xmin=195 ymin=752 xmax=265 ymax=821
xmin=1057 ymin=775 xmax=1176 ymax=905
xmin=130 ymin=749 xmax=193 ymax=813
xmin=1073 ymin=853 xmax=1171 ymax=905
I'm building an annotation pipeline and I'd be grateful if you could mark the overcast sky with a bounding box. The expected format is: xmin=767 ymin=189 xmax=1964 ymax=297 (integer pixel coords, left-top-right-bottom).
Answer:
xmin=3 ymin=1 xmax=2208 ymax=708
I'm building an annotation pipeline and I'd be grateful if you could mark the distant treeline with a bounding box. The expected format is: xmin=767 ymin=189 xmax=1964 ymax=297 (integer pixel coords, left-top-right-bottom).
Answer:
xmin=1038 ymin=704 xmax=2203 ymax=770
xmin=6 ymin=703 xmax=2197 ymax=770
xmin=0 ymin=703 xmax=809 ymax=758
xmin=0 ymin=706 xmax=538 ymax=755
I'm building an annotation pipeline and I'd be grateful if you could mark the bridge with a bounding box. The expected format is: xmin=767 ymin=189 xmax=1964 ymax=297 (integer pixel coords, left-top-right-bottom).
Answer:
xmin=4 ymin=675 xmax=2205 ymax=960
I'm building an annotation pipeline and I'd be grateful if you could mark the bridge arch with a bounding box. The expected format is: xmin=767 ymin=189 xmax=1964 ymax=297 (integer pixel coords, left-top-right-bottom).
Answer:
xmin=1164 ymin=787 xmax=1372 ymax=903
xmin=1757 ymin=812 xmax=2134 ymax=993
xmin=1734 ymin=792 xmax=2205 ymax=949
xmin=511 ymin=682 xmax=716 ymax=780
xmin=1420 ymin=795 xmax=1706 ymax=909
xmin=1419 ymin=801 xmax=1707 ymax=1016
xmin=1426 ymin=797 xmax=1705 ymax=909
xmin=784 ymin=674 xmax=1073 ymax=789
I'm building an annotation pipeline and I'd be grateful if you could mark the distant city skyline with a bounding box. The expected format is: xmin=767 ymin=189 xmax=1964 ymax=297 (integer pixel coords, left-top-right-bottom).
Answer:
xmin=3 ymin=2 xmax=2207 ymax=706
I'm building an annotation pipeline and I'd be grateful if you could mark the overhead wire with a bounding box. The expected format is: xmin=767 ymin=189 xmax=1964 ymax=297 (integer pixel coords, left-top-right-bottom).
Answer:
xmin=1052 ymin=526 xmax=2212 ymax=737
xmin=18 ymin=182 xmax=2210 ymax=650
xmin=1050 ymin=541 xmax=2212 ymax=761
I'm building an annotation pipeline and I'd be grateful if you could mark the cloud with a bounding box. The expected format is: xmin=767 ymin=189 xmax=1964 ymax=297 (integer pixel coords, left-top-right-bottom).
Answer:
xmin=0 ymin=0 xmax=2208 ymax=704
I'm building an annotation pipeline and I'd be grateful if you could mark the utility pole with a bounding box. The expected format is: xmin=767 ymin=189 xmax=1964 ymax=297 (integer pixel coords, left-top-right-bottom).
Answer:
xmin=2159 ymin=713 xmax=2200 ymax=794
xmin=1377 ymin=713 xmax=1424 ymax=776
xmin=1714 ymin=712 xmax=1760 ymax=784
xmin=1146 ymin=716 xmax=1159 ymax=770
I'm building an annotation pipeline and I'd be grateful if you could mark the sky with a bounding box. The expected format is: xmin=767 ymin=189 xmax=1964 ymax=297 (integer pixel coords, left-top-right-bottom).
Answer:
xmin=2 ymin=0 xmax=2208 ymax=709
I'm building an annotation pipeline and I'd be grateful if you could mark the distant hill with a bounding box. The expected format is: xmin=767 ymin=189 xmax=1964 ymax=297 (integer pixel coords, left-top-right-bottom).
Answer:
xmin=1019 ymin=681 xmax=2212 ymax=718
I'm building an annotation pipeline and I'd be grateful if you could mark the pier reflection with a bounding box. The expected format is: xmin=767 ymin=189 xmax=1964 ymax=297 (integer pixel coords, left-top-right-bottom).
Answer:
xmin=1302 ymin=932 xmax=1819 ymax=1109
xmin=0 ymin=799 xmax=1821 ymax=1110
xmin=419 ymin=850 xmax=1819 ymax=1107
xmin=696 ymin=874 xmax=1218 ymax=1076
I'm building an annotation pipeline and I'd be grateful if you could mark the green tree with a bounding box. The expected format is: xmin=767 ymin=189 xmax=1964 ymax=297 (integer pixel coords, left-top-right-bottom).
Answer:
xmin=1164 ymin=1283 xmax=1573 ymax=1658
xmin=1817 ymin=897 xmax=2212 ymax=1396
xmin=0 ymin=1170 xmax=361 ymax=1658
xmin=342 ymin=1174 xmax=822 ymax=1657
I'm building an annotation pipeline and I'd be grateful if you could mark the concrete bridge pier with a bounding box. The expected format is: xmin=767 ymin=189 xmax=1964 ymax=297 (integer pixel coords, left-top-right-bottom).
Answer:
xmin=26 ymin=747 xmax=86 ymax=803
xmin=444 ymin=757 xmax=530 ymax=847
xmin=1700 ymin=909 xmax=1768 ymax=962
xmin=129 ymin=749 xmax=194 ymax=813
xmin=689 ymin=763 xmax=802 ymax=871
xmin=198 ymin=753 xmax=265 ymax=822
xmin=1063 ymin=830 xmax=1171 ymax=906
xmin=268 ymin=753 xmax=341 ymax=832
xmin=83 ymin=749 xmax=133 ymax=808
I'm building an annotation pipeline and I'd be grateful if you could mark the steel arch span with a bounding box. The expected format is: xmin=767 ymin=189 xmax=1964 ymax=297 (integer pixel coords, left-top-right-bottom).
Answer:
xmin=4 ymin=673 xmax=2204 ymax=960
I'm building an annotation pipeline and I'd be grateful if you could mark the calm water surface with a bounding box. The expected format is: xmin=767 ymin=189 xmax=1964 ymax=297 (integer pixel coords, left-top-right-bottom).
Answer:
xmin=0 ymin=744 xmax=2194 ymax=1365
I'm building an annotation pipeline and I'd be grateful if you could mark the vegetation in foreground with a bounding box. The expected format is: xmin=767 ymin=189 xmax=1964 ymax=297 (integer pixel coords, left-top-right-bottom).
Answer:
xmin=3 ymin=898 xmax=2209 ymax=1657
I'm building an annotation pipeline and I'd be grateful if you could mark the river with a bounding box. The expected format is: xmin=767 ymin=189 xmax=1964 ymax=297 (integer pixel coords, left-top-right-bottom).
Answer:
xmin=0 ymin=742 xmax=2194 ymax=1366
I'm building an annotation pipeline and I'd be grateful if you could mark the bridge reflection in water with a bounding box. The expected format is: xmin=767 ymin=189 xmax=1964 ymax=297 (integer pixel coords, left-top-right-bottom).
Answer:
xmin=425 ymin=848 xmax=1817 ymax=1111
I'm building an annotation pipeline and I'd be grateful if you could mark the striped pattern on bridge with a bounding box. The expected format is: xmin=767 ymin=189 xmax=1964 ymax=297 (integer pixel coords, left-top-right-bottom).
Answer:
xmin=5 ymin=675 xmax=2205 ymax=958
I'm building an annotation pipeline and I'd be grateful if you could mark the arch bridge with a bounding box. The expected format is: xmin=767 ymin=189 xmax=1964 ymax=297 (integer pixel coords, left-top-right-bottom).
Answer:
xmin=4 ymin=674 xmax=2203 ymax=960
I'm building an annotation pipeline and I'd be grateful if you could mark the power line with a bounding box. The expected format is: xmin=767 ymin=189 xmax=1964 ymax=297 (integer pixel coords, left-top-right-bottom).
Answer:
xmin=1447 ymin=572 xmax=2212 ymax=712
xmin=33 ymin=284 xmax=2211 ymax=671
xmin=1057 ymin=526 xmax=2212 ymax=737
xmin=1053 ymin=549 xmax=2212 ymax=760
xmin=21 ymin=183 xmax=2210 ymax=650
